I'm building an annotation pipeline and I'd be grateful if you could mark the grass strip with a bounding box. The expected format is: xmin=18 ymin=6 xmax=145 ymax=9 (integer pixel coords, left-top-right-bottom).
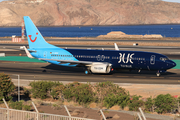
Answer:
xmin=0 ymin=56 xmax=45 ymax=63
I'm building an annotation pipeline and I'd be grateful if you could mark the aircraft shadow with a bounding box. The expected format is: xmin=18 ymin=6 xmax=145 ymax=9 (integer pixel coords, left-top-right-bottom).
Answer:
xmin=42 ymin=64 xmax=85 ymax=73
xmin=42 ymin=64 xmax=177 ymax=76
xmin=113 ymin=69 xmax=176 ymax=76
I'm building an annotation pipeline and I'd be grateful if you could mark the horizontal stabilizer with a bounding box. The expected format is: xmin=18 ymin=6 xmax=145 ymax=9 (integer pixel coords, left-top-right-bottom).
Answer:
xmin=22 ymin=46 xmax=34 ymax=58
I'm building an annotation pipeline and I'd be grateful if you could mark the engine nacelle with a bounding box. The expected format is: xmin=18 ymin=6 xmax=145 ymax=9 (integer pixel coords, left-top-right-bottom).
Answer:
xmin=90 ymin=64 xmax=111 ymax=73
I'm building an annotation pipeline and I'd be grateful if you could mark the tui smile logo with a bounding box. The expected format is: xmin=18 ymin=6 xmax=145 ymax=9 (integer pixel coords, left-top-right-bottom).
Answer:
xmin=28 ymin=32 xmax=38 ymax=42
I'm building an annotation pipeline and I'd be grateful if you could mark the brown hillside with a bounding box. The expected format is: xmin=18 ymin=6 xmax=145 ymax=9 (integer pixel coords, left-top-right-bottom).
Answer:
xmin=0 ymin=0 xmax=180 ymax=26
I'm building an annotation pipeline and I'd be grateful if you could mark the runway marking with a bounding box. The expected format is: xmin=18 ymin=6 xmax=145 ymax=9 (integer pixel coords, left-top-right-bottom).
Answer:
xmin=150 ymin=77 xmax=164 ymax=78
xmin=116 ymin=76 xmax=129 ymax=78
xmin=101 ymin=75 xmax=113 ymax=76
xmin=169 ymin=52 xmax=180 ymax=54
xmin=37 ymin=76 xmax=100 ymax=80
xmin=133 ymin=76 xmax=146 ymax=78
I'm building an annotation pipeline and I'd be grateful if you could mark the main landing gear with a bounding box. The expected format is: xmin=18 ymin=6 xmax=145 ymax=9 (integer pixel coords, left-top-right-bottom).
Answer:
xmin=85 ymin=70 xmax=91 ymax=75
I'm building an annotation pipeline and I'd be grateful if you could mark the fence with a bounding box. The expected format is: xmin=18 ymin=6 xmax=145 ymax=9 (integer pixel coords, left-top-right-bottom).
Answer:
xmin=0 ymin=99 xmax=148 ymax=120
xmin=0 ymin=107 xmax=95 ymax=120
xmin=0 ymin=99 xmax=95 ymax=120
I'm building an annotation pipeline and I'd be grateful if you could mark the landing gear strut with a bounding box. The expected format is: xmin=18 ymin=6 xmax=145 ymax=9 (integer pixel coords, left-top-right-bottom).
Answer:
xmin=85 ymin=70 xmax=91 ymax=75
xmin=156 ymin=70 xmax=166 ymax=77
xmin=156 ymin=72 xmax=160 ymax=77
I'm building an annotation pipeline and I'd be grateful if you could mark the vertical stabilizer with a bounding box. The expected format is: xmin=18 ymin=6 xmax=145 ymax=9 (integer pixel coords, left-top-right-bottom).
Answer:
xmin=23 ymin=16 xmax=57 ymax=49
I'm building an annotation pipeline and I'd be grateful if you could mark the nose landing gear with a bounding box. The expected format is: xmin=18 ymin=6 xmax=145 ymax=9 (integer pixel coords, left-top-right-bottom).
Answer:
xmin=156 ymin=70 xmax=166 ymax=77
xmin=156 ymin=72 xmax=160 ymax=77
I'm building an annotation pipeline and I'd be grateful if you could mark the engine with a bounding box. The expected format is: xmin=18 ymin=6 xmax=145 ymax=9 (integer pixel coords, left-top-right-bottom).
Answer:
xmin=90 ymin=64 xmax=112 ymax=73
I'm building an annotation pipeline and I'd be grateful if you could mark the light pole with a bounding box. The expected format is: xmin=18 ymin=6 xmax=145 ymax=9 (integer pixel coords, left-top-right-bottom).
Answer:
xmin=13 ymin=74 xmax=20 ymax=101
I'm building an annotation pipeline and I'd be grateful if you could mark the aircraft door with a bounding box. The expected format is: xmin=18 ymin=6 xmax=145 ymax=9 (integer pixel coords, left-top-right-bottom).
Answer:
xmin=150 ymin=55 xmax=155 ymax=65
xmin=43 ymin=51 xmax=47 ymax=58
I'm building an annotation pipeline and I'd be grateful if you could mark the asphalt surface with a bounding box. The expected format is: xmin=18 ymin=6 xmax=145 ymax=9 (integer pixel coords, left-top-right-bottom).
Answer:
xmin=0 ymin=43 xmax=180 ymax=84
xmin=1 ymin=38 xmax=180 ymax=43
xmin=1 ymin=43 xmax=180 ymax=55
xmin=0 ymin=61 xmax=179 ymax=85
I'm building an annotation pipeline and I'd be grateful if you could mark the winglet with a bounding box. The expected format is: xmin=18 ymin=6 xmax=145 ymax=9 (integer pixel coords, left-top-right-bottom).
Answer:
xmin=22 ymin=46 xmax=34 ymax=58
xmin=114 ymin=43 xmax=119 ymax=50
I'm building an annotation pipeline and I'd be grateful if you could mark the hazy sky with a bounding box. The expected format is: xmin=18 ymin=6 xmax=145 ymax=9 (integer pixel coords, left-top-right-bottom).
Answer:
xmin=0 ymin=0 xmax=6 ymax=2
xmin=0 ymin=0 xmax=180 ymax=3
xmin=162 ymin=0 xmax=180 ymax=3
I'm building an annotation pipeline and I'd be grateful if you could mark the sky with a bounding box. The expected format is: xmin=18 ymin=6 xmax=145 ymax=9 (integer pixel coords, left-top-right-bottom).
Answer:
xmin=162 ymin=0 xmax=180 ymax=3
xmin=0 ymin=0 xmax=180 ymax=3
xmin=0 ymin=0 xmax=7 ymax=2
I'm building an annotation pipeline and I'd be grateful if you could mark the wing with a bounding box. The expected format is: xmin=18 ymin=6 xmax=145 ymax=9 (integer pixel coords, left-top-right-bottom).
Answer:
xmin=39 ymin=58 xmax=103 ymax=66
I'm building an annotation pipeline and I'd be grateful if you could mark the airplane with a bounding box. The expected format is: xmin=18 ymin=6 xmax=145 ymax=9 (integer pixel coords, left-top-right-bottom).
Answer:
xmin=23 ymin=16 xmax=176 ymax=77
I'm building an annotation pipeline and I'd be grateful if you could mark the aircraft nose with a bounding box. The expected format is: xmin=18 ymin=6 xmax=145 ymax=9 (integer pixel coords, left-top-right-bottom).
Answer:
xmin=167 ymin=60 xmax=176 ymax=69
xmin=172 ymin=61 xmax=176 ymax=68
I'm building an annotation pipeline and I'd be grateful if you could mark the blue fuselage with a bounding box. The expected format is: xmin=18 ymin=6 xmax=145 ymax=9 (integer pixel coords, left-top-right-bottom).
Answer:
xmin=30 ymin=48 xmax=176 ymax=71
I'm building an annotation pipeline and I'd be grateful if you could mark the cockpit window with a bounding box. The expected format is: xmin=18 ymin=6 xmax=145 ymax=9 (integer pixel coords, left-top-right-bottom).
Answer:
xmin=160 ymin=57 xmax=169 ymax=61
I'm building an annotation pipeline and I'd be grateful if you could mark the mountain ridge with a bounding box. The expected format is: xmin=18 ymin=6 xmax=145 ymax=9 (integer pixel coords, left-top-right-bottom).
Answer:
xmin=0 ymin=0 xmax=180 ymax=26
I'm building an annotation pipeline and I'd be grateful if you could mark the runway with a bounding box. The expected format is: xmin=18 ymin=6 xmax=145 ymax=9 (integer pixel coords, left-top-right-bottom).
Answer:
xmin=1 ymin=38 xmax=180 ymax=43
xmin=0 ymin=43 xmax=180 ymax=85
xmin=1 ymin=43 xmax=180 ymax=56
xmin=0 ymin=61 xmax=179 ymax=85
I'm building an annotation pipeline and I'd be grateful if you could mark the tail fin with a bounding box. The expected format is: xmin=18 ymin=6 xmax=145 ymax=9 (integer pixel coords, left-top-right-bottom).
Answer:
xmin=23 ymin=16 xmax=57 ymax=49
